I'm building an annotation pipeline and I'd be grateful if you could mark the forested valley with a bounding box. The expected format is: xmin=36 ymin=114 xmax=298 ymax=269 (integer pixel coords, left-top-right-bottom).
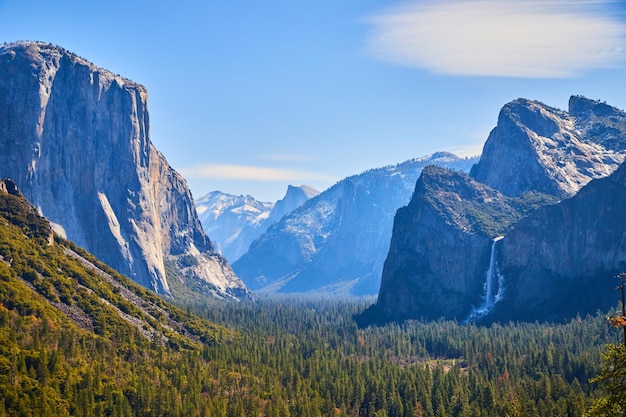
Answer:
xmin=2 ymin=291 xmax=622 ymax=416
xmin=0 ymin=184 xmax=624 ymax=416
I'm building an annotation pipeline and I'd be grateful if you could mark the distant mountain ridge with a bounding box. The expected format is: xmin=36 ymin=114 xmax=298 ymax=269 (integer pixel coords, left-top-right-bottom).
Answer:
xmin=196 ymin=185 xmax=319 ymax=262
xmin=362 ymin=96 xmax=626 ymax=324
xmin=233 ymin=152 xmax=479 ymax=296
xmin=0 ymin=41 xmax=249 ymax=300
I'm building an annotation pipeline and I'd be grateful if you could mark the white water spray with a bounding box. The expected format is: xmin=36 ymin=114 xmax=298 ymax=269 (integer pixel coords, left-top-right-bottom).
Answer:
xmin=466 ymin=236 xmax=504 ymax=321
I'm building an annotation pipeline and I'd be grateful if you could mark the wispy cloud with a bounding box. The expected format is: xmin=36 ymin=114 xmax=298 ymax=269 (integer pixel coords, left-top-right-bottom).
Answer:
xmin=365 ymin=0 xmax=626 ymax=78
xmin=179 ymin=164 xmax=337 ymax=182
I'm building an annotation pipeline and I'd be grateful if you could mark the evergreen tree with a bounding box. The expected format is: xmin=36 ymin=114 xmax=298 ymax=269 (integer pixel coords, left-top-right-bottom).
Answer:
xmin=588 ymin=273 xmax=626 ymax=417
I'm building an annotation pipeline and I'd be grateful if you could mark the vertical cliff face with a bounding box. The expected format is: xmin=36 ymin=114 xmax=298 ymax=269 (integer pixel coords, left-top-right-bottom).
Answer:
xmin=366 ymin=97 xmax=626 ymax=325
xmin=0 ymin=41 xmax=248 ymax=299
xmin=494 ymin=161 xmax=626 ymax=321
xmin=372 ymin=166 xmax=547 ymax=322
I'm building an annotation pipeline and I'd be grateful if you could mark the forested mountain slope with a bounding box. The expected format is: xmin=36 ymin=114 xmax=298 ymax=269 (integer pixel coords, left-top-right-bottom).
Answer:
xmin=0 ymin=179 xmax=236 ymax=415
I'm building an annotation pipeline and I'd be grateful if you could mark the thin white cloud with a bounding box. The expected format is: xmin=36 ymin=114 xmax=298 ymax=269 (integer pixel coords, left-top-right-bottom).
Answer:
xmin=179 ymin=164 xmax=337 ymax=182
xmin=365 ymin=0 xmax=626 ymax=78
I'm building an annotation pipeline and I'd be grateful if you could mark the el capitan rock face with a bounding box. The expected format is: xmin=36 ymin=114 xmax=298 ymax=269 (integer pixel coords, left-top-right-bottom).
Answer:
xmin=365 ymin=97 xmax=626 ymax=324
xmin=0 ymin=41 xmax=248 ymax=299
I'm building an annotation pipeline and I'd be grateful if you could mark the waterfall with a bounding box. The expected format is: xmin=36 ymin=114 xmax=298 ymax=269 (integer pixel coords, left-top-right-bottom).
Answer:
xmin=466 ymin=236 xmax=504 ymax=322
xmin=484 ymin=236 xmax=503 ymax=308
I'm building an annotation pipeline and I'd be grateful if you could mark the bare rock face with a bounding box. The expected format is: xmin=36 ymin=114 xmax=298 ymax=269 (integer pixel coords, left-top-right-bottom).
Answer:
xmin=363 ymin=97 xmax=626 ymax=325
xmin=0 ymin=41 xmax=248 ymax=299
xmin=470 ymin=98 xmax=626 ymax=198
xmin=368 ymin=166 xmax=550 ymax=322
xmin=494 ymin=161 xmax=626 ymax=321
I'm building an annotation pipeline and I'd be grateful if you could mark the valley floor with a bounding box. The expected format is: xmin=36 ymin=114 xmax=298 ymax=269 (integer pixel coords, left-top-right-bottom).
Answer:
xmin=2 ymin=291 xmax=619 ymax=416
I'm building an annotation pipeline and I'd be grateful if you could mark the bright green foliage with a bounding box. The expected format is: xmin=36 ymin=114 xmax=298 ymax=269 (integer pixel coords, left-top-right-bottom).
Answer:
xmin=0 ymin=189 xmax=234 ymax=416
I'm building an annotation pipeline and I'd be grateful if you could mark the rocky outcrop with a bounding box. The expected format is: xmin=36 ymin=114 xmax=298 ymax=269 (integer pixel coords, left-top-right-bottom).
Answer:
xmin=234 ymin=153 xmax=478 ymax=296
xmin=470 ymin=98 xmax=625 ymax=198
xmin=366 ymin=97 xmax=626 ymax=324
xmin=196 ymin=185 xmax=318 ymax=263
xmin=0 ymin=41 xmax=248 ymax=299
xmin=0 ymin=178 xmax=54 ymax=245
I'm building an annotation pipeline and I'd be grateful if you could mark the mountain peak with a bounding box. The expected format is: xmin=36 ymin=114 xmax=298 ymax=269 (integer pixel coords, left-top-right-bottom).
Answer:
xmin=270 ymin=184 xmax=320 ymax=223
xmin=286 ymin=184 xmax=320 ymax=200
xmin=470 ymin=97 xmax=626 ymax=198
xmin=568 ymin=95 xmax=619 ymax=118
xmin=196 ymin=185 xmax=318 ymax=263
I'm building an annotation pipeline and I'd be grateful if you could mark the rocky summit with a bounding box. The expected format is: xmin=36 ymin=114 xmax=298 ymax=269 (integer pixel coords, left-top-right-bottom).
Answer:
xmin=196 ymin=185 xmax=319 ymax=263
xmin=363 ymin=97 xmax=626 ymax=324
xmin=0 ymin=41 xmax=249 ymax=299
xmin=471 ymin=97 xmax=625 ymax=198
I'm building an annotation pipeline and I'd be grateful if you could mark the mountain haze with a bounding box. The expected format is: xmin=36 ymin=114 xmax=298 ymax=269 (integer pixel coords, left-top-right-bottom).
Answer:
xmin=234 ymin=153 xmax=479 ymax=296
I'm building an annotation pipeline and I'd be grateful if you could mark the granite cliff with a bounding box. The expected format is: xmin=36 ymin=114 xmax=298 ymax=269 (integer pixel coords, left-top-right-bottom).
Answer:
xmin=364 ymin=97 xmax=626 ymax=324
xmin=0 ymin=41 xmax=248 ymax=299
xmin=371 ymin=166 xmax=556 ymax=322
xmin=494 ymin=160 xmax=626 ymax=321
xmin=471 ymin=97 xmax=625 ymax=198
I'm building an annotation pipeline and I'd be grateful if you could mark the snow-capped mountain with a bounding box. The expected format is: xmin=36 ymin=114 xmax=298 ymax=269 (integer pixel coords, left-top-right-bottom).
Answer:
xmin=233 ymin=152 xmax=479 ymax=297
xmin=196 ymin=185 xmax=319 ymax=262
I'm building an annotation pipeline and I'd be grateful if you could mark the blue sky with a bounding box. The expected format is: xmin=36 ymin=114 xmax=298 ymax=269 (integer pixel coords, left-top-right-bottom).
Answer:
xmin=1 ymin=0 xmax=625 ymax=201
